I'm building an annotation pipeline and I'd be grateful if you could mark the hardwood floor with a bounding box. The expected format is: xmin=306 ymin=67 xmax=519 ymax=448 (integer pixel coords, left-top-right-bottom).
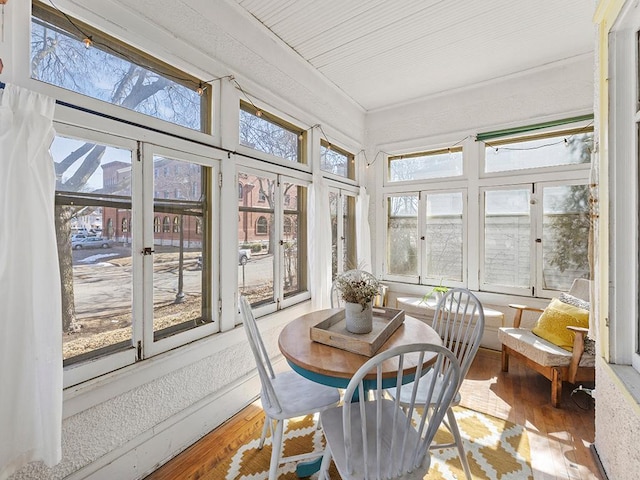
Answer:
xmin=145 ymin=348 xmax=602 ymax=480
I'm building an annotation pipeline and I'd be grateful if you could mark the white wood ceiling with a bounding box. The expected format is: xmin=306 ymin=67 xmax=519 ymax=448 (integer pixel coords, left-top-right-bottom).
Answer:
xmin=231 ymin=0 xmax=595 ymax=111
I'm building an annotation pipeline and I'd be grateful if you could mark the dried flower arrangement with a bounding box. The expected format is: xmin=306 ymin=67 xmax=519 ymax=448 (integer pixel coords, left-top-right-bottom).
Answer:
xmin=334 ymin=269 xmax=380 ymax=310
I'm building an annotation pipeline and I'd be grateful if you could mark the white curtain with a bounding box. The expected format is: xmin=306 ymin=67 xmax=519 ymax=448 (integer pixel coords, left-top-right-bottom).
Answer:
xmin=0 ymin=84 xmax=62 ymax=479
xmin=356 ymin=186 xmax=372 ymax=272
xmin=308 ymin=175 xmax=332 ymax=310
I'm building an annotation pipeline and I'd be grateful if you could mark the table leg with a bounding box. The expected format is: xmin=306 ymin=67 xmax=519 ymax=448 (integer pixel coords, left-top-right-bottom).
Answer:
xmin=295 ymin=457 xmax=323 ymax=478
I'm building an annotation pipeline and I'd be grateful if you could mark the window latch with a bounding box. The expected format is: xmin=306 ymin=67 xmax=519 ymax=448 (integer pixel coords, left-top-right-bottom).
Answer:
xmin=142 ymin=247 xmax=155 ymax=255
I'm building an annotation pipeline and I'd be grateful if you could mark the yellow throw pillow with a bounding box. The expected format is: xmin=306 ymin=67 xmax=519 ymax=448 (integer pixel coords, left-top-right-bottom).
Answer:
xmin=531 ymin=298 xmax=589 ymax=351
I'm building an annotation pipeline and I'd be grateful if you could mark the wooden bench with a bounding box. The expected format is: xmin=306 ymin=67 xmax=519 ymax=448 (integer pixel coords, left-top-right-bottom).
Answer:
xmin=498 ymin=279 xmax=595 ymax=408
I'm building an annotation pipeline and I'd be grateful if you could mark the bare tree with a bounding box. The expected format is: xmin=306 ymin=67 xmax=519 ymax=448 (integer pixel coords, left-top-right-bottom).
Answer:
xmin=239 ymin=111 xmax=299 ymax=255
xmin=388 ymin=195 xmax=418 ymax=275
xmin=31 ymin=19 xmax=200 ymax=331
xmin=546 ymin=134 xmax=593 ymax=277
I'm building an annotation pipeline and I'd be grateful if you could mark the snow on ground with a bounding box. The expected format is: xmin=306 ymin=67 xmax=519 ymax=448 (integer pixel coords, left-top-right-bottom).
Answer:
xmin=78 ymin=253 xmax=119 ymax=264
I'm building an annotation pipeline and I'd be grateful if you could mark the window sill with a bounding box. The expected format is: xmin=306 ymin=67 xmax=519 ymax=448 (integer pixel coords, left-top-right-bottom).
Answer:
xmin=62 ymin=300 xmax=313 ymax=418
xmin=607 ymin=362 xmax=640 ymax=410
xmin=62 ymin=325 xmax=242 ymax=419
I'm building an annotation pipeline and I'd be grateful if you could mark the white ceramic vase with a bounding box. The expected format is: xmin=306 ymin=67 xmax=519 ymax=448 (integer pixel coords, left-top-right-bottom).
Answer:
xmin=344 ymin=301 xmax=373 ymax=334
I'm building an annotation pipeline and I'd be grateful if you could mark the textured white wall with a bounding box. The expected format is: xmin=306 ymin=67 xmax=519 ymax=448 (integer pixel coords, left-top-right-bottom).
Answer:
xmin=366 ymin=55 xmax=593 ymax=149
xmin=595 ymin=360 xmax=640 ymax=480
xmin=8 ymin=308 xmax=302 ymax=480
xmin=10 ymin=335 xmax=249 ymax=479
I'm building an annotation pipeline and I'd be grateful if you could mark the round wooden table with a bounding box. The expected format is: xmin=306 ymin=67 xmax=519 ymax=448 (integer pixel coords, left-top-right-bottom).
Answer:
xmin=278 ymin=308 xmax=443 ymax=389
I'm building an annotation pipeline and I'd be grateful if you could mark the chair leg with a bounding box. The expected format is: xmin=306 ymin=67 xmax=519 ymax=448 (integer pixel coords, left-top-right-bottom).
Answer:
xmin=447 ymin=407 xmax=472 ymax=480
xmin=501 ymin=346 xmax=509 ymax=372
xmin=268 ymin=419 xmax=284 ymax=480
xmin=551 ymin=368 xmax=562 ymax=408
xmin=259 ymin=415 xmax=270 ymax=449
xmin=318 ymin=446 xmax=332 ymax=480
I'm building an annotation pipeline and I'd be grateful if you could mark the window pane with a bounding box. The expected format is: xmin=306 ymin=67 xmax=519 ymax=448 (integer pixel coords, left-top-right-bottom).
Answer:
xmin=238 ymin=173 xmax=275 ymax=305
xmin=426 ymin=192 xmax=463 ymax=282
xmin=542 ymin=185 xmax=590 ymax=290
xmin=329 ymin=191 xmax=338 ymax=278
xmin=343 ymin=195 xmax=357 ymax=270
xmin=152 ymin=156 xmax=208 ymax=340
xmin=485 ymin=131 xmax=593 ymax=173
xmin=239 ymin=107 xmax=301 ymax=162
xmin=484 ymin=189 xmax=531 ymax=288
xmin=387 ymin=195 xmax=418 ymax=276
xmin=389 ymin=148 xmax=462 ymax=181
xmin=283 ymin=183 xmax=305 ymax=298
xmin=330 ymin=192 xmax=357 ymax=277
xmin=52 ymin=136 xmax=133 ymax=362
xmin=321 ymin=143 xmax=354 ymax=179
xmin=31 ymin=7 xmax=203 ymax=131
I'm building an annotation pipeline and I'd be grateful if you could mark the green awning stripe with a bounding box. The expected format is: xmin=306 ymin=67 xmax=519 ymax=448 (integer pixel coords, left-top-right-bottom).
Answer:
xmin=476 ymin=114 xmax=594 ymax=142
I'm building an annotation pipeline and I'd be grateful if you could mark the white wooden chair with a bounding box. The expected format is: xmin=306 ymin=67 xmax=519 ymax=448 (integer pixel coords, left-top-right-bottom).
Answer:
xmin=318 ymin=343 xmax=461 ymax=480
xmin=239 ymin=296 xmax=341 ymax=480
xmin=498 ymin=278 xmax=595 ymax=407
xmin=386 ymin=287 xmax=485 ymax=480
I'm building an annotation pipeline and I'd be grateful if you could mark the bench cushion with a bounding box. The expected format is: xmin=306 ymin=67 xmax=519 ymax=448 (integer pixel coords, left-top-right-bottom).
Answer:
xmin=498 ymin=327 xmax=595 ymax=368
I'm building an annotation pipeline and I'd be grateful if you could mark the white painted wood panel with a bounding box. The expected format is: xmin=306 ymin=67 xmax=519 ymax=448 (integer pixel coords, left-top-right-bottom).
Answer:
xmin=231 ymin=0 xmax=595 ymax=110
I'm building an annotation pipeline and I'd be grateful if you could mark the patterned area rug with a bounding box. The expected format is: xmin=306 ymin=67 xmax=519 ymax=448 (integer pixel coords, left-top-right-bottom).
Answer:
xmin=205 ymin=406 xmax=532 ymax=480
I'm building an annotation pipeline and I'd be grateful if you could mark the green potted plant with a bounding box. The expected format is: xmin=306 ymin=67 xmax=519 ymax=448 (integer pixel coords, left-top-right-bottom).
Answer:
xmin=421 ymin=280 xmax=449 ymax=305
xmin=335 ymin=269 xmax=380 ymax=334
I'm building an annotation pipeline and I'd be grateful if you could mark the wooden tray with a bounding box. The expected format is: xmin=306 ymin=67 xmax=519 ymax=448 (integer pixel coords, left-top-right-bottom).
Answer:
xmin=310 ymin=307 xmax=405 ymax=356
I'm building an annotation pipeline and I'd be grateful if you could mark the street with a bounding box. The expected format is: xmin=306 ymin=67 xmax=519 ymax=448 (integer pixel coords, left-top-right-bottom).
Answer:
xmin=71 ymin=247 xmax=275 ymax=318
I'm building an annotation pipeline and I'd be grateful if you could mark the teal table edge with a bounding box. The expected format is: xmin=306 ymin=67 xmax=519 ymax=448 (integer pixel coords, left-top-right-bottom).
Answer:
xmin=286 ymin=359 xmax=417 ymax=390
xmin=286 ymin=360 xmax=348 ymax=388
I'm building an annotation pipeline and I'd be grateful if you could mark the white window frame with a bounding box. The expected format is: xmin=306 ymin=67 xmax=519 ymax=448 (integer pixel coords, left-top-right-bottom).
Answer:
xmin=383 ymin=188 xmax=467 ymax=287
xmin=141 ymin=144 xmax=220 ymax=359
xmin=320 ymin=141 xmax=357 ymax=183
xmin=55 ymin=123 xmax=139 ymax=388
xmin=381 ymin=129 xmax=590 ymax=295
xmin=279 ymin=173 xmax=310 ymax=310
xmin=536 ymin=179 xmax=591 ymax=297
xmin=328 ymin=186 xmax=359 ymax=276
xmin=26 ymin=1 xmax=216 ymax=147
xmin=386 ymin=147 xmax=464 ymax=184
xmin=480 ymin=179 xmax=590 ymax=297
xmin=609 ymin=2 xmax=640 ymax=369
xmin=55 ymin=118 xmax=222 ymax=388
xmin=421 ymin=188 xmax=468 ymax=288
xmin=479 ymin=184 xmax=535 ymax=296
xmin=237 ymin=100 xmax=311 ymax=174
xmin=384 ymin=191 xmax=420 ymax=284
xmin=236 ymin=165 xmax=310 ymax=320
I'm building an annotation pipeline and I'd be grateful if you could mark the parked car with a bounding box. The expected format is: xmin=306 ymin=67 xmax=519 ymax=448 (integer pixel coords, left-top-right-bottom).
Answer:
xmin=71 ymin=233 xmax=96 ymax=241
xmin=72 ymin=236 xmax=114 ymax=249
xmin=195 ymin=249 xmax=251 ymax=269
xmin=238 ymin=248 xmax=251 ymax=266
